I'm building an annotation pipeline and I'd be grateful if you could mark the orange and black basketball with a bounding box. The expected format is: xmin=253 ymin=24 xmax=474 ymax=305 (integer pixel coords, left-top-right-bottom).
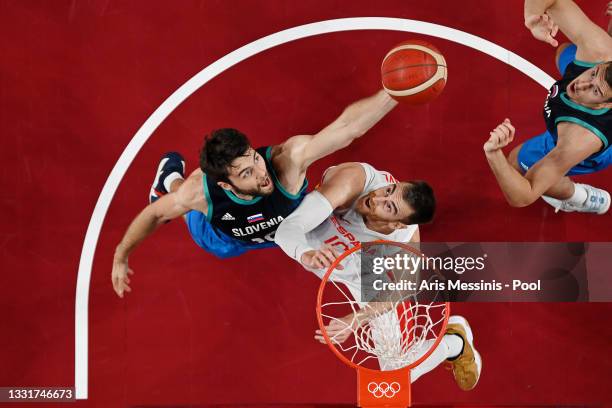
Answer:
xmin=381 ymin=40 xmax=447 ymax=105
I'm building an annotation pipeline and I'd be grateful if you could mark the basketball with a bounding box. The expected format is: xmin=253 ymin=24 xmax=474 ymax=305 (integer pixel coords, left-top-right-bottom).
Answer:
xmin=381 ymin=40 xmax=447 ymax=105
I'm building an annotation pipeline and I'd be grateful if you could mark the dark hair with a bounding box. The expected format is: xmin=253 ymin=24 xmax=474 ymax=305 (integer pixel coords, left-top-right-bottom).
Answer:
xmin=606 ymin=61 xmax=612 ymax=102
xmin=402 ymin=181 xmax=436 ymax=225
xmin=199 ymin=128 xmax=251 ymax=182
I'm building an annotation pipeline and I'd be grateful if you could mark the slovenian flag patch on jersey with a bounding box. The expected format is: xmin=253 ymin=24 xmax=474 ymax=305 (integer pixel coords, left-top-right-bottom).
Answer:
xmin=247 ymin=213 xmax=265 ymax=223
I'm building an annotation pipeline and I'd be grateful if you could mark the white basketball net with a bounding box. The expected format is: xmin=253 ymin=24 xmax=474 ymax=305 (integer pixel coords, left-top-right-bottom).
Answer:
xmin=319 ymin=250 xmax=448 ymax=371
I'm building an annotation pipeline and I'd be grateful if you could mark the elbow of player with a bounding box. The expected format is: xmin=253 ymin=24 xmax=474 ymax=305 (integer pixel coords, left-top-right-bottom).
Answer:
xmin=508 ymin=200 xmax=529 ymax=208
xmin=148 ymin=204 xmax=172 ymax=225
xmin=157 ymin=215 xmax=173 ymax=225
xmin=275 ymin=220 xmax=303 ymax=255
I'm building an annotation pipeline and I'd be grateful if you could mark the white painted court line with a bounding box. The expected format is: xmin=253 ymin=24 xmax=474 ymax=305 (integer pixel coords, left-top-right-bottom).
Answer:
xmin=75 ymin=17 xmax=554 ymax=399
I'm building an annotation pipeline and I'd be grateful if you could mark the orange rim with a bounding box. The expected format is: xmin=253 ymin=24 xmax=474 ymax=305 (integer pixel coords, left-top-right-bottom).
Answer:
xmin=315 ymin=239 xmax=450 ymax=373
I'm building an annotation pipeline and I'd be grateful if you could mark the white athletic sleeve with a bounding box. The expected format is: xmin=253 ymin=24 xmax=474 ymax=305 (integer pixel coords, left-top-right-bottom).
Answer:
xmin=275 ymin=191 xmax=334 ymax=263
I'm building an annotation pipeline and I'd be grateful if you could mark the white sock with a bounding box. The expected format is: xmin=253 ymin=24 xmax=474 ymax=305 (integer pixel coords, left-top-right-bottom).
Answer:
xmin=445 ymin=333 xmax=464 ymax=359
xmin=163 ymin=172 xmax=184 ymax=193
xmin=565 ymin=183 xmax=588 ymax=206
xmin=410 ymin=334 xmax=463 ymax=383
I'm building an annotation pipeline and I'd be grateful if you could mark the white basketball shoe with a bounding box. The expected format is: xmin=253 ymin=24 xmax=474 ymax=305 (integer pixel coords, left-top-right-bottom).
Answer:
xmin=542 ymin=184 xmax=610 ymax=215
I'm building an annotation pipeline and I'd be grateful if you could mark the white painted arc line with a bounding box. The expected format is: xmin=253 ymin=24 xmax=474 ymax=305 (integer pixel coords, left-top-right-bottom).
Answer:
xmin=75 ymin=16 xmax=555 ymax=399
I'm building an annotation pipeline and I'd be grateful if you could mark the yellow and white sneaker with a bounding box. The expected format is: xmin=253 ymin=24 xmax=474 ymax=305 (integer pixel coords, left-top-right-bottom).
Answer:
xmin=445 ymin=315 xmax=482 ymax=391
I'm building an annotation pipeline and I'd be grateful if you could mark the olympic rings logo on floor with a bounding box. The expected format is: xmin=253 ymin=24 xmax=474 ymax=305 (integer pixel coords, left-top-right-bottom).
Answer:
xmin=367 ymin=381 xmax=401 ymax=398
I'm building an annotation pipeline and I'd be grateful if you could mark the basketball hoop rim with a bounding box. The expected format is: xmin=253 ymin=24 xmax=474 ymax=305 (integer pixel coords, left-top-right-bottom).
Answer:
xmin=315 ymin=239 xmax=450 ymax=374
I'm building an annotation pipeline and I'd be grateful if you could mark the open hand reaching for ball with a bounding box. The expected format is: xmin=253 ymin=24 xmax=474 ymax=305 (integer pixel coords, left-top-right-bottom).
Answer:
xmin=484 ymin=119 xmax=516 ymax=153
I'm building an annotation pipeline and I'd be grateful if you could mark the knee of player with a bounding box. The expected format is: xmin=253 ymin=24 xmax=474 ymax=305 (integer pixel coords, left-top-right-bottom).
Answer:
xmin=506 ymin=196 xmax=534 ymax=208
xmin=554 ymin=43 xmax=572 ymax=72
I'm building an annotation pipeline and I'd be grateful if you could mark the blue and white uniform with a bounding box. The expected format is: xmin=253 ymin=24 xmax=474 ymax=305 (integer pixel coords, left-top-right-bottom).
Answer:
xmin=518 ymin=45 xmax=612 ymax=175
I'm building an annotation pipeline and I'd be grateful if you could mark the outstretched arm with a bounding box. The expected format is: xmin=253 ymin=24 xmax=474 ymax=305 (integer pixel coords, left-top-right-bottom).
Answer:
xmin=278 ymin=90 xmax=397 ymax=171
xmin=483 ymin=119 xmax=601 ymax=207
xmin=111 ymin=180 xmax=200 ymax=298
xmin=299 ymin=90 xmax=398 ymax=168
xmin=524 ymin=0 xmax=612 ymax=61
xmin=275 ymin=163 xmax=366 ymax=269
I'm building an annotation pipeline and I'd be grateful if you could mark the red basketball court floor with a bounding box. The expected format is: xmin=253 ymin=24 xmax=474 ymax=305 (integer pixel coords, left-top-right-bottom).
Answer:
xmin=1 ymin=1 xmax=611 ymax=407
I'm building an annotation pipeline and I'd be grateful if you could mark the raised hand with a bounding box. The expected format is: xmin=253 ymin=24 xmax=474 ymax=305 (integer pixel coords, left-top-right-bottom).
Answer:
xmin=525 ymin=13 xmax=559 ymax=47
xmin=484 ymin=119 xmax=516 ymax=153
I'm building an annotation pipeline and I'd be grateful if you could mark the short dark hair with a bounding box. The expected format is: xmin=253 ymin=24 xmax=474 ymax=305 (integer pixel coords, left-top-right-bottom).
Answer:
xmin=199 ymin=128 xmax=251 ymax=182
xmin=402 ymin=181 xmax=436 ymax=225
xmin=605 ymin=61 xmax=612 ymax=102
